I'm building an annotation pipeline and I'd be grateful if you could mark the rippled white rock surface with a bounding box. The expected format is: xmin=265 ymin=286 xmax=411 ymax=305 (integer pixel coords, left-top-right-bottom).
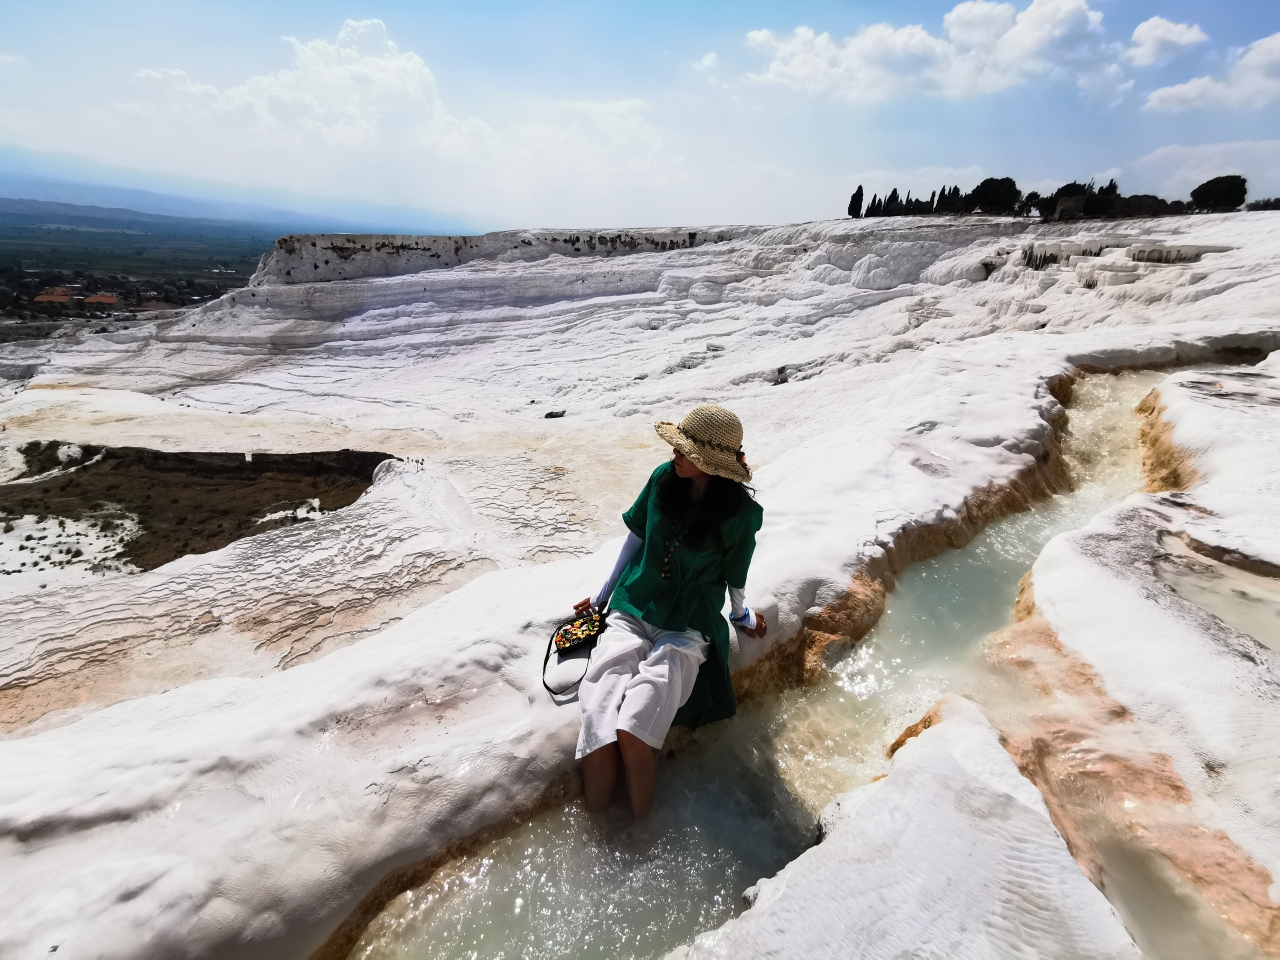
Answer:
xmin=673 ymin=696 xmax=1141 ymax=960
xmin=1002 ymin=357 xmax=1280 ymax=958
xmin=0 ymin=213 xmax=1278 ymax=958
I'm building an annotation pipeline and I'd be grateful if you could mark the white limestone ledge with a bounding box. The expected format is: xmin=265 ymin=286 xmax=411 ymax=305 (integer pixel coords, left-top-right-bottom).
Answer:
xmin=671 ymin=695 xmax=1140 ymax=960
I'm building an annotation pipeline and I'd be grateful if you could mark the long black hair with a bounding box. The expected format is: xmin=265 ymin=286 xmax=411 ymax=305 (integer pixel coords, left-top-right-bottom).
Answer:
xmin=657 ymin=465 xmax=755 ymax=547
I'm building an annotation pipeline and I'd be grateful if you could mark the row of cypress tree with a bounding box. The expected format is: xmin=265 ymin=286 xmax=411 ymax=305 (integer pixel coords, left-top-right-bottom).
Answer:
xmin=847 ymin=178 xmax=1023 ymax=218
xmin=847 ymin=175 xmax=1264 ymax=220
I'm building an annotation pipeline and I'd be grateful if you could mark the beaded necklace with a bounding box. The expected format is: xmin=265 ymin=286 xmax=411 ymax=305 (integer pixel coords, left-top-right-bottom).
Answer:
xmin=659 ymin=527 xmax=684 ymax=579
xmin=659 ymin=488 xmax=703 ymax=580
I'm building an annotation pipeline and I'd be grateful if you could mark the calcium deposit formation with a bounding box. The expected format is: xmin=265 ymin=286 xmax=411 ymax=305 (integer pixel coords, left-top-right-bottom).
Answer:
xmin=1 ymin=214 xmax=1278 ymax=959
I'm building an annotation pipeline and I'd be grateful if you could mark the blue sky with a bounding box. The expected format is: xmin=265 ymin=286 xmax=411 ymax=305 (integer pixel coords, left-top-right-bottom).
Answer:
xmin=1 ymin=1 xmax=1278 ymax=228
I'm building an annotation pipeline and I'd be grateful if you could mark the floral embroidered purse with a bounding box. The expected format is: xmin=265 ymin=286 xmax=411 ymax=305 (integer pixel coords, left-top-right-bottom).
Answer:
xmin=542 ymin=604 xmax=608 ymax=696
xmin=554 ymin=607 xmax=604 ymax=653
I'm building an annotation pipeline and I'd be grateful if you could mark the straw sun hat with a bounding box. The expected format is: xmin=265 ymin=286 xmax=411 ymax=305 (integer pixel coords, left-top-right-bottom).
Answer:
xmin=655 ymin=404 xmax=752 ymax=483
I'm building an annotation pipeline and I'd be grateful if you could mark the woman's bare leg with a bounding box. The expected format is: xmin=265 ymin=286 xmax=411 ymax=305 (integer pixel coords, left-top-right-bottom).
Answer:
xmin=582 ymin=743 xmax=620 ymax=812
xmin=617 ymin=730 xmax=656 ymax=819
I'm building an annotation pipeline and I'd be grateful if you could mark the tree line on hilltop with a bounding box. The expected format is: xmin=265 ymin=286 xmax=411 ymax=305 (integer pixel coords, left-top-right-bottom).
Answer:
xmin=846 ymin=174 xmax=1275 ymax=221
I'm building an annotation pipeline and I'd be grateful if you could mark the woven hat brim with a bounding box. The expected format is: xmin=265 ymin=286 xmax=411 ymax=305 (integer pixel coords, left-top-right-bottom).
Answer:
xmin=655 ymin=421 xmax=752 ymax=482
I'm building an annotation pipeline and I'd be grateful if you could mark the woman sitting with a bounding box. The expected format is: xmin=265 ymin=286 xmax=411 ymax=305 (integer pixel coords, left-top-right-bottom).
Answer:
xmin=573 ymin=404 xmax=767 ymax=818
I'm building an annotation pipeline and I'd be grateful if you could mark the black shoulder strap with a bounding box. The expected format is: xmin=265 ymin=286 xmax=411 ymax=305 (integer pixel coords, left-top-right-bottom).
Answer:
xmin=541 ymin=606 xmax=607 ymax=698
xmin=542 ymin=633 xmax=592 ymax=697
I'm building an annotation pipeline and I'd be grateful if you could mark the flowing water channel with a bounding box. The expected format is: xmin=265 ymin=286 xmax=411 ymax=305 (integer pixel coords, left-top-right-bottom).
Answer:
xmin=351 ymin=370 xmax=1172 ymax=960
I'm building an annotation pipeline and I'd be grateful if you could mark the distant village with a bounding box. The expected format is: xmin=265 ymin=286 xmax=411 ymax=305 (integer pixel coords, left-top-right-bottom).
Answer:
xmin=0 ymin=267 xmax=233 ymax=325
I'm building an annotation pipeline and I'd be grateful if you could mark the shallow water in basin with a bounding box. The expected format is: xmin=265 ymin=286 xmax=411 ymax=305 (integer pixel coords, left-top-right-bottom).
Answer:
xmin=1155 ymin=532 xmax=1280 ymax=651
xmin=352 ymin=371 xmax=1165 ymax=960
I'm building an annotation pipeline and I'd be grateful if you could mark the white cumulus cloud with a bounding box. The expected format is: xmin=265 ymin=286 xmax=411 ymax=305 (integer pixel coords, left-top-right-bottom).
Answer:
xmin=133 ymin=20 xmax=479 ymax=149
xmin=1125 ymin=16 xmax=1208 ymax=67
xmin=503 ymin=97 xmax=681 ymax=201
xmin=1077 ymin=63 xmax=1132 ymax=107
xmin=1131 ymin=139 xmax=1280 ymax=198
xmin=745 ymin=0 xmax=1119 ymax=102
xmin=694 ymin=52 xmax=718 ymax=72
xmin=1145 ymin=32 xmax=1280 ymax=111
xmin=135 ymin=67 xmax=218 ymax=97
xmin=99 ymin=19 xmax=684 ymax=224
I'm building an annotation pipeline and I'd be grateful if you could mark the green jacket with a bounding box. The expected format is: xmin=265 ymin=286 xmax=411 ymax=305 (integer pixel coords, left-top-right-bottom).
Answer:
xmin=610 ymin=461 xmax=763 ymax=729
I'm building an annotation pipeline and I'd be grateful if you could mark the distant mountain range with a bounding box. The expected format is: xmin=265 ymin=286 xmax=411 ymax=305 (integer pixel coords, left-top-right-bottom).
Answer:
xmin=0 ymin=196 xmax=287 ymax=235
xmin=0 ymin=144 xmax=483 ymax=236
xmin=0 ymin=194 xmax=286 ymax=290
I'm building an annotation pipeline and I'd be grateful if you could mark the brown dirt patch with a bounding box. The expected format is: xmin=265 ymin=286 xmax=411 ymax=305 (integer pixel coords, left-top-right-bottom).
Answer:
xmin=0 ymin=441 xmax=391 ymax=570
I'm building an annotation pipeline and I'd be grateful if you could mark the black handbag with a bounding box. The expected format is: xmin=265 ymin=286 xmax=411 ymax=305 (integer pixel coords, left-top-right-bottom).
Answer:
xmin=542 ymin=605 xmax=607 ymax=696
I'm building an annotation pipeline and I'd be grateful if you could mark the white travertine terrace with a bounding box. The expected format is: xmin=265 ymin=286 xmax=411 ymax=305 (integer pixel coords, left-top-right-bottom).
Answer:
xmin=1008 ymin=358 xmax=1280 ymax=956
xmin=0 ymin=213 xmax=1277 ymax=958
xmin=673 ymin=696 xmax=1142 ymax=960
xmin=249 ymin=227 xmax=764 ymax=285
xmin=680 ymin=357 xmax=1280 ymax=958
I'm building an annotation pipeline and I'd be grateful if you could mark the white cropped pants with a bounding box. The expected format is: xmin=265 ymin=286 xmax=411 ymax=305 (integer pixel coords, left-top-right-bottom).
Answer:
xmin=575 ymin=610 xmax=710 ymax=759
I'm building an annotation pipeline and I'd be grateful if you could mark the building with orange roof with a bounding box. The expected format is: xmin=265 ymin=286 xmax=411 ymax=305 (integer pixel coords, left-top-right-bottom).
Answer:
xmin=84 ymin=294 xmax=121 ymax=307
xmin=33 ymin=287 xmax=73 ymax=304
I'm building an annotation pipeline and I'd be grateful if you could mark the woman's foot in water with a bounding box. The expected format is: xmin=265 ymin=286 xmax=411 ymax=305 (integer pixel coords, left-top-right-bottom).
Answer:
xmin=582 ymin=743 xmax=619 ymax=812
xmin=617 ymin=730 xmax=656 ymax=819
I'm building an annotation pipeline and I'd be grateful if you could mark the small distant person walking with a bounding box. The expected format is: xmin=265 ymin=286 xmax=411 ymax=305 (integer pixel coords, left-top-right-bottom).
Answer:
xmin=573 ymin=404 xmax=767 ymax=818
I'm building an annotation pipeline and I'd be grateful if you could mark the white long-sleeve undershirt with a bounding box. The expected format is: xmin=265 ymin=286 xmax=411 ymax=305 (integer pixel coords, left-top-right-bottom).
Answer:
xmin=592 ymin=533 xmax=757 ymax=630
xmin=592 ymin=532 xmax=642 ymax=609
xmin=727 ymin=586 xmax=757 ymax=630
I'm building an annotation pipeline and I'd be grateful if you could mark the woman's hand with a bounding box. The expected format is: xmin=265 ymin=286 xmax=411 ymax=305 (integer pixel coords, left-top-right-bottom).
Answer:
xmin=736 ymin=612 xmax=767 ymax=639
xmin=573 ymin=597 xmax=594 ymax=614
